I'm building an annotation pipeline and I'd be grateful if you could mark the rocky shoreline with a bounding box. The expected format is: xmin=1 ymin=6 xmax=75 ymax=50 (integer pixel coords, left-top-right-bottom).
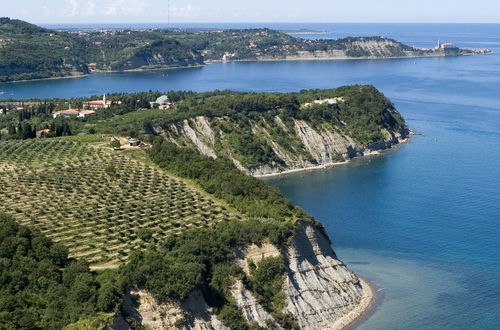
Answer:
xmin=334 ymin=278 xmax=375 ymax=330
xmin=254 ymin=134 xmax=412 ymax=178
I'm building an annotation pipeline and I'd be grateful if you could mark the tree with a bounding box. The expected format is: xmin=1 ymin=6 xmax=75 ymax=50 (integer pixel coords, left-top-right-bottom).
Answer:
xmin=110 ymin=139 xmax=121 ymax=150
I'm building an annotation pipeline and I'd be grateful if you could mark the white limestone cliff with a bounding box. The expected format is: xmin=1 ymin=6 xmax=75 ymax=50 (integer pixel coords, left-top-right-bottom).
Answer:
xmin=120 ymin=222 xmax=373 ymax=330
xmin=161 ymin=115 xmax=408 ymax=177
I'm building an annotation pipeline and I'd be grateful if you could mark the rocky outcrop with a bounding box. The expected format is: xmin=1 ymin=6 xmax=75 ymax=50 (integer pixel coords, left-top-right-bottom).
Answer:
xmin=284 ymin=221 xmax=370 ymax=329
xmin=119 ymin=222 xmax=372 ymax=330
xmin=231 ymin=243 xmax=282 ymax=327
xmin=119 ymin=288 xmax=228 ymax=330
xmin=160 ymin=114 xmax=409 ymax=177
xmin=180 ymin=117 xmax=217 ymax=158
xmin=229 ymin=227 xmax=372 ymax=330
xmin=293 ymin=119 xmax=361 ymax=162
xmin=231 ymin=280 xmax=276 ymax=328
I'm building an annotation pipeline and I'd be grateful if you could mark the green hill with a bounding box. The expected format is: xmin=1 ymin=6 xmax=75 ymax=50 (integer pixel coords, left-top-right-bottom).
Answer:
xmin=0 ymin=17 xmax=472 ymax=83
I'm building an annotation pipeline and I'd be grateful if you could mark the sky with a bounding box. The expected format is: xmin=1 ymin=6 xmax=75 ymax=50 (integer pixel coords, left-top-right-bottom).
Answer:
xmin=1 ymin=0 xmax=498 ymax=24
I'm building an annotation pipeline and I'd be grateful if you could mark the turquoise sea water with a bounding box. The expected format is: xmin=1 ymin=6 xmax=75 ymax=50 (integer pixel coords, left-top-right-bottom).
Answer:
xmin=1 ymin=24 xmax=499 ymax=329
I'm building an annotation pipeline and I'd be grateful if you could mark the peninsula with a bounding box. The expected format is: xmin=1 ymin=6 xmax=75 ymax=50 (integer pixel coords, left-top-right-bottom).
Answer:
xmin=0 ymin=17 xmax=492 ymax=82
xmin=0 ymin=86 xmax=403 ymax=329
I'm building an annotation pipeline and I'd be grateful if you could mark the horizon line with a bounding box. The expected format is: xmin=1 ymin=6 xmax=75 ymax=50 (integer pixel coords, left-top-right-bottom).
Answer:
xmin=35 ymin=21 xmax=500 ymax=25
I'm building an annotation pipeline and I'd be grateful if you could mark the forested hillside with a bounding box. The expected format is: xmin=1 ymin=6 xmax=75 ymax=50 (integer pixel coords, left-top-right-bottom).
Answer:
xmin=0 ymin=213 xmax=124 ymax=329
xmin=0 ymin=17 xmax=469 ymax=82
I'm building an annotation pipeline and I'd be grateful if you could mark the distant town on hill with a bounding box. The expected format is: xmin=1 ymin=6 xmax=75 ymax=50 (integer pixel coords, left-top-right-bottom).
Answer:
xmin=0 ymin=17 xmax=491 ymax=83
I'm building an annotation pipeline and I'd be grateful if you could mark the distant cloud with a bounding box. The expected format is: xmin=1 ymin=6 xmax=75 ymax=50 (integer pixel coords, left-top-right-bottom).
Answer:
xmin=171 ymin=4 xmax=203 ymax=18
xmin=63 ymin=0 xmax=145 ymax=17
xmin=65 ymin=0 xmax=80 ymax=16
xmin=103 ymin=0 xmax=146 ymax=16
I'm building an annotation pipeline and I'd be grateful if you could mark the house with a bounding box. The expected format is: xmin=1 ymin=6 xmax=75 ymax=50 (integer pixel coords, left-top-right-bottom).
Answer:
xmin=83 ymin=95 xmax=122 ymax=109
xmin=52 ymin=109 xmax=95 ymax=119
xmin=36 ymin=129 xmax=50 ymax=138
xmin=150 ymin=95 xmax=173 ymax=109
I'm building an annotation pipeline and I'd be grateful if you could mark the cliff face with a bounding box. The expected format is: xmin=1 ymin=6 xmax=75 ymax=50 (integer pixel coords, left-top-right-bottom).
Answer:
xmin=118 ymin=288 xmax=229 ymax=330
xmin=233 ymin=222 xmax=370 ymax=330
xmin=160 ymin=114 xmax=408 ymax=176
xmin=283 ymin=221 xmax=370 ymax=329
xmin=121 ymin=221 xmax=371 ymax=330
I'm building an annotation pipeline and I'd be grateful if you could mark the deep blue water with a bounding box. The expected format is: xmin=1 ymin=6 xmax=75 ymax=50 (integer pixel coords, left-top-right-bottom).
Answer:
xmin=2 ymin=24 xmax=499 ymax=329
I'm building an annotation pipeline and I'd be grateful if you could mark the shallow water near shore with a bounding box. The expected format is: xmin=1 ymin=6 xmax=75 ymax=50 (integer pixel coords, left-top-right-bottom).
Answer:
xmin=2 ymin=23 xmax=500 ymax=329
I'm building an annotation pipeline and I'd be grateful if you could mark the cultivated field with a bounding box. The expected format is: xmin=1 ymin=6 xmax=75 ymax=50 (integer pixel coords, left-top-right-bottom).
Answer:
xmin=0 ymin=139 xmax=241 ymax=267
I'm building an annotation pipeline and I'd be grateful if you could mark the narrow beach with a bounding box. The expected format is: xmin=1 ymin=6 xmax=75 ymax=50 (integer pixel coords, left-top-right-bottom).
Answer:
xmin=334 ymin=277 xmax=376 ymax=330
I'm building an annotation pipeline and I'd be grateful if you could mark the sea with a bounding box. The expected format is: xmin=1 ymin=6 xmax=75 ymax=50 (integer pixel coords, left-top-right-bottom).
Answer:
xmin=1 ymin=23 xmax=499 ymax=329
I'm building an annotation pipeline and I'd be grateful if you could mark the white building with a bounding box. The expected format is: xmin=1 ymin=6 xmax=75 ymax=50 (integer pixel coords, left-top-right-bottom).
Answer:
xmin=150 ymin=95 xmax=173 ymax=109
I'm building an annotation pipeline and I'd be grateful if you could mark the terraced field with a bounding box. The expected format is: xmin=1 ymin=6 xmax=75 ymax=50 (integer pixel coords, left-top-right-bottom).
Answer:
xmin=0 ymin=139 xmax=241 ymax=267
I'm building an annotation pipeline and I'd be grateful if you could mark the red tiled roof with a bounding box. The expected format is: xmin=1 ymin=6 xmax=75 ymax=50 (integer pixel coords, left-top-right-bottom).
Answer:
xmin=53 ymin=109 xmax=95 ymax=116
xmin=84 ymin=100 xmax=107 ymax=105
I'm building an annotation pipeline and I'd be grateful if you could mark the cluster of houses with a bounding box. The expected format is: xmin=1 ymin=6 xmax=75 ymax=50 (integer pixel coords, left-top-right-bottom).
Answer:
xmin=52 ymin=94 xmax=173 ymax=118
xmin=4 ymin=94 xmax=173 ymax=119
xmin=52 ymin=95 xmax=123 ymax=119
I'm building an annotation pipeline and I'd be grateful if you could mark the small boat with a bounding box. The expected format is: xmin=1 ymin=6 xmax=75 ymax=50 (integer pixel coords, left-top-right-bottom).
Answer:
xmin=0 ymin=91 xmax=5 ymax=95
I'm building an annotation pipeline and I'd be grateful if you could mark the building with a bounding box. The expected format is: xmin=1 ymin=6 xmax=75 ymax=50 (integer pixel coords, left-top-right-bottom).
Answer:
xmin=83 ymin=95 xmax=122 ymax=109
xmin=36 ymin=129 xmax=50 ymax=138
xmin=52 ymin=109 xmax=95 ymax=119
xmin=436 ymin=40 xmax=456 ymax=50
xmin=150 ymin=95 xmax=173 ymax=109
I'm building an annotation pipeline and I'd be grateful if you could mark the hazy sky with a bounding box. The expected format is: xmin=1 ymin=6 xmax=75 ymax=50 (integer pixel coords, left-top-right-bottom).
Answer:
xmin=1 ymin=0 xmax=498 ymax=24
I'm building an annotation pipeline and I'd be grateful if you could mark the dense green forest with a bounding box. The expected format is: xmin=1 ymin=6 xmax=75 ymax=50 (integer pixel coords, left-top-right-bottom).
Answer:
xmin=0 ymin=213 xmax=124 ymax=329
xmin=0 ymin=17 xmax=432 ymax=82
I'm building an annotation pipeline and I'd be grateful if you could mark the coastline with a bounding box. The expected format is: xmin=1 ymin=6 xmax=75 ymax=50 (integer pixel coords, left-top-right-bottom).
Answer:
xmin=331 ymin=276 xmax=377 ymax=330
xmin=1 ymin=50 xmax=487 ymax=85
xmin=333 ymin=277 xmax=376 ymax=330
xmin=254 ymin=137 xmax=411 ymax=179
xmin=0 ymin=64 xmax=204 ymax=85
